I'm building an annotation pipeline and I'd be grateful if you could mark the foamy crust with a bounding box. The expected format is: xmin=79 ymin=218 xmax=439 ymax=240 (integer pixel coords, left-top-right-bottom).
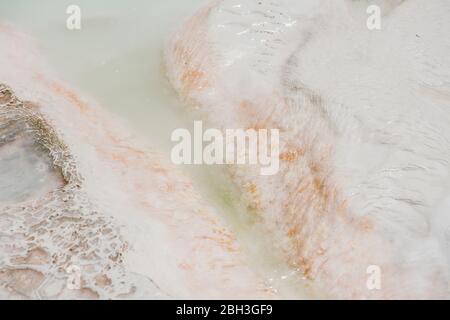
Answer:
xmin=0 ymin=84 xmax=135 ymax=299
xmin=165 ymin=0 xmax=450 ymax=298
xmin=0 ymin=25 xmax=276 ymax=299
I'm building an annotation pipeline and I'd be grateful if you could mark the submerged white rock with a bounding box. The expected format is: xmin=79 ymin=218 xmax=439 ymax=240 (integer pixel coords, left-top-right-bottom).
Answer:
xmin=1 ymin=0 xmax=449 ymax=300
xmin=165 ymin=0 xmax=450 ymax=298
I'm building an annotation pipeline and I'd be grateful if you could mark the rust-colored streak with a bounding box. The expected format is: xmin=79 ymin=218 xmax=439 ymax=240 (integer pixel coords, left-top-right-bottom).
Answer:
xmin=168 ymin=4 xmax=217 ymax=100
xmin=34 ymin=73 xmax=89 ymax=112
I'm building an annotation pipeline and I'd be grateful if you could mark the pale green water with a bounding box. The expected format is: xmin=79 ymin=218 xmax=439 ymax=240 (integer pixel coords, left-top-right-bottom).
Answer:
xmin=0 ymin=0 xmax=206 ymax=151
xmin=0 ymin=0 xmax=310 ymax=298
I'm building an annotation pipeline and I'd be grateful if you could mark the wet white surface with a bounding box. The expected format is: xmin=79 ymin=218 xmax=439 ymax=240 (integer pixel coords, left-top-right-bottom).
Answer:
xmin=164 ymin=0 xmax=450 ymax=298
xmin=3 ymin=0 xmax=450 ymax=299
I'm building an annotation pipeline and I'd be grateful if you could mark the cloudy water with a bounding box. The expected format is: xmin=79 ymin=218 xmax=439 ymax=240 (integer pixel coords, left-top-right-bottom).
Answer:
xmin=0 ymin=0 xmax=311 ymax=298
